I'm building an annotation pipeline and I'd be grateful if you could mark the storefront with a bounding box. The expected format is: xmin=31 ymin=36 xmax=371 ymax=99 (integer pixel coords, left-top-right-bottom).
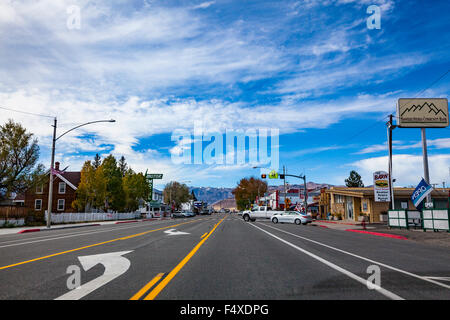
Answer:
xmin=321 ymin=187 xmax=450 ymax=223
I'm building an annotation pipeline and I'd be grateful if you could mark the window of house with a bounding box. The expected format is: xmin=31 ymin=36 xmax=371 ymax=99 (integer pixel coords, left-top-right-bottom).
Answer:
xmin=35 ymin=199 xmax=42 ymax=210
xmin=36 ymin=185 xmax=43 ymax=194
xmin=59 ymin=182 xmax=66 ymax=194
xmin=57 ymin=199 xmax=65 ymax=211
xmin=335 ymin=195 xmax=344 ymax=203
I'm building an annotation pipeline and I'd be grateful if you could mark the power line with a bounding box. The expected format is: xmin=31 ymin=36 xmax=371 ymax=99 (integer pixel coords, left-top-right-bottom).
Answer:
xmin=0 ymin=106 xmax=54 ymax=119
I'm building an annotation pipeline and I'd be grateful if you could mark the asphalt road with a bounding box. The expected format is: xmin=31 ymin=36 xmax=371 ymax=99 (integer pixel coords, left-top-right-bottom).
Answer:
xmin=0 ymin=213 xmax=449 ymax=300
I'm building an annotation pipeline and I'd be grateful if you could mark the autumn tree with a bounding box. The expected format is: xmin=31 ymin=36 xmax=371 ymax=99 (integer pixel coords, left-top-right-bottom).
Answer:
xmin=0 ymin=120 xmax=45 ymax=200
xmin=123 ymin=169 xmax=150 ymax=212
xmin=163 ymin=181 xmax=190 ymax=210
xmin=232 ymin=177 xmax=268 ymax=211
xmin=102 ymin=155 xmax=126 ymax=212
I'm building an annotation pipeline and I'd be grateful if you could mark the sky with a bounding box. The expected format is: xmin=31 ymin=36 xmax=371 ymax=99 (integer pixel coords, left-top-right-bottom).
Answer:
xmin=0 ymin=0 xmax=449 ymax=190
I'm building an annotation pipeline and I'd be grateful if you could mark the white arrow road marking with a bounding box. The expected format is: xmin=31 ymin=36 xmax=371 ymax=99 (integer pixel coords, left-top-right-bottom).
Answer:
xmin=55 ymin=251 xmax=133 ymax=300
xmin=164 ymin=229 xmax=190 ymax=236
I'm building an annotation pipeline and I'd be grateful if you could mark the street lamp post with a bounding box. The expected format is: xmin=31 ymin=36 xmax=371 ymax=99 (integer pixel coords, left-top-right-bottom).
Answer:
xmin=46 ymin=118 xmax=115 ymax=228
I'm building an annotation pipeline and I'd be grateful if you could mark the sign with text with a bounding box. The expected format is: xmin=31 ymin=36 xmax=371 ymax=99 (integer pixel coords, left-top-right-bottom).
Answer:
xmin=147 ymin=174 xmax=163 ymax=179
xmin=397 ymin=98 xmax=449 ymax=128
xmin=373 ymin=171 xmax=390 ymax=202
xmin=411 ymin=178 xmax=433 ymax=208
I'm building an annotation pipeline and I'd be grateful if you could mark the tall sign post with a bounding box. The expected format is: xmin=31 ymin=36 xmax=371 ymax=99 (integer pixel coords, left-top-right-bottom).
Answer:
xmin=144 ymin=170 xmax=163 ymax=202
xmin=397 ymin=98 xmax=449 ymax=205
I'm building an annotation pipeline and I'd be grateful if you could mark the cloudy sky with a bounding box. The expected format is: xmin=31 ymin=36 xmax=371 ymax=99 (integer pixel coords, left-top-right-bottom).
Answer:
xmin=1 ymin=0 xmax=449 ymax=189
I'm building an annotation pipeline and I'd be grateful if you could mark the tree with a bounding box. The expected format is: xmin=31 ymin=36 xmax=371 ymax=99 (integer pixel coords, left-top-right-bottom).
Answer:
xmin=232 ymin=177 xmax=268 ymax=211
xmin=72 ymin=161 xmax=107 ymax=212
xmin=0 ymin=120 xmax=43 ymax=200
xmin=118 ymin=156 xmax=127 ymax=177
xmin=123 ymin=169 xmax=150 ymax=212
xmin=345 ymin=170 xmax=364 ymax=187
xmin=102 ymin=155 xmax=126 ymax=211
xmin=93 ymin=153 xmax=101 ymax=169
xmin=163 ymin=181 xmax=190 ymax=210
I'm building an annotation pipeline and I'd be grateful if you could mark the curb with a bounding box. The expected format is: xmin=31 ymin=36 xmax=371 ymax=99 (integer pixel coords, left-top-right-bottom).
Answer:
xmin=315 ymin=220 xmax=362 ymax=226
xmin=115 ymin=220 xmax=139 ymax=224
xmin=18 ymin=228 xmax=41 ymax=234
xmin=345 ymin=229 xmax=408 ymax=240
xmin=17 ymin=223 xmax=102 ymax=234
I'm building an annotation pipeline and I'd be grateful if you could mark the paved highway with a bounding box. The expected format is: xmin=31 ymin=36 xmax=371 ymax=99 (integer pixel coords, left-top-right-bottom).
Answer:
xmin=0 ymin=213 xmax=449 ymax=300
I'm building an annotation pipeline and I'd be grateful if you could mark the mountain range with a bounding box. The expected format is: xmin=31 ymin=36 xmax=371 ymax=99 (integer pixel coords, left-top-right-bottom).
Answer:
xmin=189 ymin=182 xmax=334 ymax=204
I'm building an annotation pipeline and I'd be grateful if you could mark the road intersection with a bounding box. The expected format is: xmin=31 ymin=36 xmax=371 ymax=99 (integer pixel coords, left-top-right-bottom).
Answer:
xmin=0 ymin=213 xmax=448 ymax=300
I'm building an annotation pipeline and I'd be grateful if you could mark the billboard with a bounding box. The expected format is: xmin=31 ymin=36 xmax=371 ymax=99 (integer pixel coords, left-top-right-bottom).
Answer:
xmin=373 ymin=171 xmax=390 ymax=202
xmin=397 ymin=98 xmax=449 ymax=128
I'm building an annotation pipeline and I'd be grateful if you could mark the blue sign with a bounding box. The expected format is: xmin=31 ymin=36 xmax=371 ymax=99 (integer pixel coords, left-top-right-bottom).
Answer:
xmin=411 ymin=178 xmax=433 ymax=208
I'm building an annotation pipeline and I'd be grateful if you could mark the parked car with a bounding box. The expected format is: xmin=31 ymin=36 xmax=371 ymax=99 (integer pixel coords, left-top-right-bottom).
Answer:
xmin=271 ymin=211 xmax=312 ymax=225
xmin=182 ymin=211 xmax=196 ymax=217
xmin=171 ymin=211 xmax=185 ymax=218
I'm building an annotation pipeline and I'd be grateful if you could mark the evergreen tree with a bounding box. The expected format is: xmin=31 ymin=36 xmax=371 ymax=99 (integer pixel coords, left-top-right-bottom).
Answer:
xmin=118 ymin=156 xmax=127 ymax=177
xmin=93 ymin=153 xmax=101 ymax=169
xmin=345 ymin=170 xmax=364 ymax=187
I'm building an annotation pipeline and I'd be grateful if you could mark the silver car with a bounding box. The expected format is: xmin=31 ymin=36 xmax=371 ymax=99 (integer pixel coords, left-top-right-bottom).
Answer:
xmin=271 ymin=211 xmax=312 ymax=225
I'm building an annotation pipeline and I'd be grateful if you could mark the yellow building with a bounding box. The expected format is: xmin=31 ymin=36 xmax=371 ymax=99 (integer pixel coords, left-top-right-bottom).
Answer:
xmin=319 ymin=187 xmax=450 ymax=223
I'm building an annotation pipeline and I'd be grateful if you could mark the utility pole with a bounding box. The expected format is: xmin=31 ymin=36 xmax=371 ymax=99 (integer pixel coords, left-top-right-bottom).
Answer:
xmin=283 ymin=165 xmax=286 ymax=211
xmin=387 ymin=114 xmax=396 ymax=210
xmin=47 ymin=117 xmax=57 ymax=228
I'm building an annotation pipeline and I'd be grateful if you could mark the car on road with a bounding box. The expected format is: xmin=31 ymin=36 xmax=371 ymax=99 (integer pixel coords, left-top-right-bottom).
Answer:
xmin=242 ymin=205 xmax=284 ymax=222
xmin=182 ymin=211 xmax=196 ymax=217
xmin=171 ymin=211 xmax=185 ymax=218
xmin=271 ymin=211 xmax=312 ymax=225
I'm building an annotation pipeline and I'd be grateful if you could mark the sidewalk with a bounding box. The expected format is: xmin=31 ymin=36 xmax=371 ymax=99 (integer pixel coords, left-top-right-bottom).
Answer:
xmin=0 ymin=217 xmax=172 ymax=235
xmin=312 ymin=219 xmax=450 ymax=248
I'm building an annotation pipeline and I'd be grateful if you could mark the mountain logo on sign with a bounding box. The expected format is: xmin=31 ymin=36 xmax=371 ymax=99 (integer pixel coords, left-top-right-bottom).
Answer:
xmin=400 ymin=102 xmax=446 ymax=117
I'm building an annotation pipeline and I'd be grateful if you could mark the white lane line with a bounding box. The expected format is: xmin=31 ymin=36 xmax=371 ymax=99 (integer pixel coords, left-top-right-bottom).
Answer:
xmin=248 ymin=223 xmax=404 ymax=300
xmin=0 ymin=220 xmax=176 ymax=249
xmin=258 ymin=222 xmax=450 ymax=290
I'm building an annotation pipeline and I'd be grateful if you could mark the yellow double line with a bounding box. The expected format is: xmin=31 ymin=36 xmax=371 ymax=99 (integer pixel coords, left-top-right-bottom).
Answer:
xmin=0 ymin=219 xmax=199 ymax=271
xmin=130 ymin=216 xmax=226 ymax=300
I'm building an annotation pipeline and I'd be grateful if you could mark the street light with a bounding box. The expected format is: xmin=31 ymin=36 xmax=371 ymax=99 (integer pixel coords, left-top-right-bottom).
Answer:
xmin=46 ymin=118 xmax=116 ymax=228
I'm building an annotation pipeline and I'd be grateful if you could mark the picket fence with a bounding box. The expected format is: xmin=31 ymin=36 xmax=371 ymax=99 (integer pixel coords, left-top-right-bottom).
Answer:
xmin=45 ymin=211 xmax=141 ymax=224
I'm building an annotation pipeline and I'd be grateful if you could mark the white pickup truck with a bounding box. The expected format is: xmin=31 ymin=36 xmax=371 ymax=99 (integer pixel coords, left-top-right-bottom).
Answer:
xmin=242 ymin=206 xmax=284 ymax=222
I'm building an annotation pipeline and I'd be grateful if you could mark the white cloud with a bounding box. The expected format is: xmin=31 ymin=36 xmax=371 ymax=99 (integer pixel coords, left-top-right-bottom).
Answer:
xmin=352 ymin=154 xmax=450 ymax=186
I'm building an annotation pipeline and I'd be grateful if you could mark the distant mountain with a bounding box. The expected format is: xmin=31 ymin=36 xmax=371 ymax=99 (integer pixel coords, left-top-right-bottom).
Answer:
xmin=189 ymin=182 xmax=333 ymax=204
xmin=189 ymin=187 xmax=234 ymax=204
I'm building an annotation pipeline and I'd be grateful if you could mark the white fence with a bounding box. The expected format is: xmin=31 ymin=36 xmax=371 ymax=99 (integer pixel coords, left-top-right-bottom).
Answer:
xmin=0 ymin=219 xmax=25 ymax=226
xmin=45 ymin=212 xmax=141 ymax=224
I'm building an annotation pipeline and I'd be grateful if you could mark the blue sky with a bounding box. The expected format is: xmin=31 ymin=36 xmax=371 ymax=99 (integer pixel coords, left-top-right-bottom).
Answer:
xmin=0 ymin=0 xmax=449 ymax=189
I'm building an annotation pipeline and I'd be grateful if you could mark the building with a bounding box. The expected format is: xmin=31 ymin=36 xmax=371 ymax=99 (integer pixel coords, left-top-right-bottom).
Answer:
xmin=211 ymin=198 xmax=237 ymax=212
xmin=259 ymin=188 xmax=322 ymax=213
xmin=24 ymin=162 xmax=81 ymax=215
xmin=320 ymin=187 xmax=450 ymax=223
